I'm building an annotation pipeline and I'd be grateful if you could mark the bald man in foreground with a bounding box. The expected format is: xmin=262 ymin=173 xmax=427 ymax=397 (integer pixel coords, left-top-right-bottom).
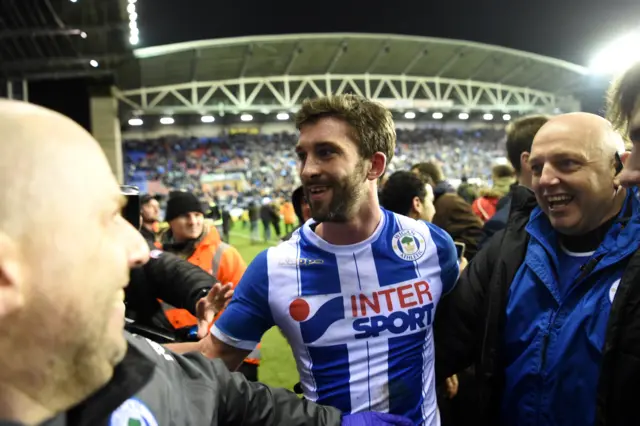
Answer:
xmin=434 ymin=112 xmax=640 ymax=426
xmin=0 ymin=100 xmax=414 ymax=426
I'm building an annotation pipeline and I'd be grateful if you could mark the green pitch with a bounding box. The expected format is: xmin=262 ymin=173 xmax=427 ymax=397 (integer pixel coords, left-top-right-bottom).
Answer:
xmin=228 ymin=223 xmax=300 ymax=390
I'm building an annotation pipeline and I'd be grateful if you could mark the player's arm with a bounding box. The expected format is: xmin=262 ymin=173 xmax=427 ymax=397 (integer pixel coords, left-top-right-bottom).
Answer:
xmin=424 ymin=222 xmax=460 ymax=296
xmin=206 ymin=250 xmax=274 ymax=370
xmin=434 ymin=229 xmax=502 ymax=383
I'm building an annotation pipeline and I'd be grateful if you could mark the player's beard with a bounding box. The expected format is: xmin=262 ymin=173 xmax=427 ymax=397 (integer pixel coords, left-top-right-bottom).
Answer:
xmin=306 ymin=161 xmax=368 ymax=223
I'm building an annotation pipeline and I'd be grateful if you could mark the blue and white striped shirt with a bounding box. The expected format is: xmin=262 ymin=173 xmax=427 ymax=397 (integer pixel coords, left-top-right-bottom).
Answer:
xmin=213 ymin=208 xmax=458 ymax=425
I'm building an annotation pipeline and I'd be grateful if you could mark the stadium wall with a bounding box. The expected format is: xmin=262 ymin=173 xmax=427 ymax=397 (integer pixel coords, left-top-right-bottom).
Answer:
xmin=122 ymin=120 xmax=505 ymax=140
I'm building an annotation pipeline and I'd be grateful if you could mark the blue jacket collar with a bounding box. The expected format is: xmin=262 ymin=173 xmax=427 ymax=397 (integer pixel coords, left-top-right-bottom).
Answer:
xmin=526 ymin=187 xmax=640 ymax=271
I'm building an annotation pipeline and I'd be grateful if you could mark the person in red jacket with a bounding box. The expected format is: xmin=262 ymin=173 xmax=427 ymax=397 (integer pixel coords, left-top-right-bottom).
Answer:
xmin=472 ymin=164 xmax=516 ymax=222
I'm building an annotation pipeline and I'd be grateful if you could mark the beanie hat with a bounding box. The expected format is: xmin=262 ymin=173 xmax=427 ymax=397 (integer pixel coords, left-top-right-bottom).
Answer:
xmin=165 ymin=191 xmax=204 ymax=222
xmin=140 ymin=194 xmax=156 ymax=206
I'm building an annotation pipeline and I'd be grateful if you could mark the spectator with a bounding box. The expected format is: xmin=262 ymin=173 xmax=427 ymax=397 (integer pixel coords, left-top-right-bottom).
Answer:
xmin=281 ymin=186 xmax=312 ymax=241
xmin=434 ymin=112 xmax=637 ymax=426
xmin=471 ymin=164 xmax=516 ymax=222
xmin=259 ymin=199 xmax=277 ymax=242
xmin=281 ymin=200 xmax=297 ymax=234
xmin=457 ymin=175 xmax=477 ymax=204
xmin=247 ymin=201 xmax=260 ymax=244
xmin=140 ymin=194 xmax=161 ymax=248
xmin=411 ymin=162 xmax=483 ymax=259
xmin=380 ymin=171 xmax=435 ymax=222
xmin=479 ymin=114 xmax=550 ymax=247
xmin=221 ymin=206 xmax=232 ymax=243
xmin=609 ymin=60 xmax=640 ymax=190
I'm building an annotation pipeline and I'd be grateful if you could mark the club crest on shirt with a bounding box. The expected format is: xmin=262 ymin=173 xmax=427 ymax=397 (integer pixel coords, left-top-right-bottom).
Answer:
xmin=391 ymin=229 xmax=427 ymax=261
xmin=109 ymin=398 xmax=158 ymax=426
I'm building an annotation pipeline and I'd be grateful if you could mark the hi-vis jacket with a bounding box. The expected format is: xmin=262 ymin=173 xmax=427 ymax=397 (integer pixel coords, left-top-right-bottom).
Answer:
xmin=161 ymin=222 xmax=262 ymax=365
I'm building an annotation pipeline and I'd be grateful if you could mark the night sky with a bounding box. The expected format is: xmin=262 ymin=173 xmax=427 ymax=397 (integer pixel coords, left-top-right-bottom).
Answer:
xmin=137 ymin=0 xmax=640 ymax=66
xmin=29 ymin=0 xmax=639 ymax=126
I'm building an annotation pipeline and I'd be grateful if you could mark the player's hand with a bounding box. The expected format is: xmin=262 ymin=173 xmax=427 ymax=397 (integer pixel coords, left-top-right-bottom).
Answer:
xmin=445 ymin=374 xmax=459 ymax=399
xmin=341 ymin=412 xmax=414 ymax=426
xmin=196 ymin=283 xmax=234 ymax=339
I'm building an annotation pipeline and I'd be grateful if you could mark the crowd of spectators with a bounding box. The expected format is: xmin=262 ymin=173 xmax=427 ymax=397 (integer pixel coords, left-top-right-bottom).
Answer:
xmin=123 ymin=126 xmax=506 ymax=204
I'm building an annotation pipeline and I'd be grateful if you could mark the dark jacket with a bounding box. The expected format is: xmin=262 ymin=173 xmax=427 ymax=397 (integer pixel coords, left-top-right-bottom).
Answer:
xmin=434 ymin=185 xmax=640 ymax=425
xmin=432 ymin=192 xmax=483 ymax=260
xmin=478 ymin=184 xmax=521 ymax=249
xmin=140 ymin=225 xmax=157 ymax=248
xmin=16 ymin=333 xmax=342 ymax=426
xmin=125 ymin=250 xmax=216 ymax=334
xmin=248 ymin=203 xmax=260 ymax=222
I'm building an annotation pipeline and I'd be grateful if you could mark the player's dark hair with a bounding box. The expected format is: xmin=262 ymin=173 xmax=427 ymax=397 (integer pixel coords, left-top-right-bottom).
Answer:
xmin=505 ymin=115 xmax=550 ymax=173
xmin=380 ymin=171 xmax=426 ymax=216
xmin=295 ymin=94 xmax=396 ymax=166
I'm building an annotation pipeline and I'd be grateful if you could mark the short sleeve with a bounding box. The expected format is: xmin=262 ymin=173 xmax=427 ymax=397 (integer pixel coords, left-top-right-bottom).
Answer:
xmin=424 ymin=222 xmax=459 ymax=295
xmin=211 ymin=250 xmax=274 ymax=350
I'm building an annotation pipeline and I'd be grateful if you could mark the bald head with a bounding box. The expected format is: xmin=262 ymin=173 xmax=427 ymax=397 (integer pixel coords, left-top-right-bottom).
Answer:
xmin=533 ymin=112 xmax=625 ymax=159
xmin=529 ymin=112 xmax=627 ymax=236
xmin=0 ymin=100 xmax=115 ymax=242
xmin=0 ymin=100 xmax=148 ymax=424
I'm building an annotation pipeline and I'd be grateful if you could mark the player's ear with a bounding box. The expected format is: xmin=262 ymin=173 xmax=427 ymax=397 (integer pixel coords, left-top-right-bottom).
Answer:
xmin=368 ymin=152 xmax=387 ymax=181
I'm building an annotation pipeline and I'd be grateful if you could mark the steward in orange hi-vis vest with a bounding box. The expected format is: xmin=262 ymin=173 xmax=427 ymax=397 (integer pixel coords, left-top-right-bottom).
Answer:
xmin=160 ymin=191 xmax=260 ymax=377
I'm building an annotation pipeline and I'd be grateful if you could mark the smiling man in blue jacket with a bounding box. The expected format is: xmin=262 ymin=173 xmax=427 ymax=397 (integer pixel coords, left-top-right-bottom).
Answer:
xmin=434 ymin=112 xmax=640 ymax=425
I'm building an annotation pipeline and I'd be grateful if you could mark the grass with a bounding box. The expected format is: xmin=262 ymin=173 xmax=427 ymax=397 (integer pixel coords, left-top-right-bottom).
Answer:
xmin=228 ymin=222 xmax=300 ymax=390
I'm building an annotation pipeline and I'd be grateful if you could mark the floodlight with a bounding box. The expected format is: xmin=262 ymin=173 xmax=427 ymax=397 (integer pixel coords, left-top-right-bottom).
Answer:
xmin=404 ymin=111 xmax=416 ymax=119
xmin=589 ymin=31 xmax=640 ymax=75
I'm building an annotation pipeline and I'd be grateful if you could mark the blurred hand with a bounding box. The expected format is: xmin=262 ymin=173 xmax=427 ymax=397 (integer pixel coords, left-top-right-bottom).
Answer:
xmin=341 ymin=412 xmax=414 ymax=426
xmin=196 ymin=283 xmax=234 ymax=339
xmin=459 ymin=256 xmax=469 ymax=271
xmin=445 ymin=374 xmax=459 ymax=399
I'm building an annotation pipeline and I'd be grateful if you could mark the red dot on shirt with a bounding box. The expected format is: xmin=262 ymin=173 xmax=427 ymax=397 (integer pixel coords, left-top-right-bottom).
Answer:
xmin=289 ymin=298 xmax=310 ymax=322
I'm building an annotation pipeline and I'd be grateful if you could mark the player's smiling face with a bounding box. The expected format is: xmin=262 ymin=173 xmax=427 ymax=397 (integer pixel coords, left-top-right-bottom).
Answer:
xmin=296 ymin=116 xmax=368 ymax=223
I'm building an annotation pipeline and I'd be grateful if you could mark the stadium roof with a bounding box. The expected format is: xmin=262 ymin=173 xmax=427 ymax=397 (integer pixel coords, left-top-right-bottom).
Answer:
xmin=0 ymin=0 xmax=132 ymax=82
xmin=122 ymin=33 xmax=589 ymax=94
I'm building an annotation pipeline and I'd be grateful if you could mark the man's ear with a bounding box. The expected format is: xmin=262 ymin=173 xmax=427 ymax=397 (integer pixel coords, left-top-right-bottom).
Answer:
xmin=368 ymin=152 xmax=387 ymax=181
xmin=0 ymin=233 xmax=26 ymax=318
xmin=520 ymin=151 xmax=530 ymax=172
xmin=620 ymin=151 xmax=631 ymax=167
xmin=411 ymin=196 xmax=422 ymax=217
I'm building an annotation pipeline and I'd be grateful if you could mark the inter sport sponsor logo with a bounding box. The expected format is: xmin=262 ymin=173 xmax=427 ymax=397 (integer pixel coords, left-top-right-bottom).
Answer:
xmin=289 ymin=280 xmax=435 ymax=343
